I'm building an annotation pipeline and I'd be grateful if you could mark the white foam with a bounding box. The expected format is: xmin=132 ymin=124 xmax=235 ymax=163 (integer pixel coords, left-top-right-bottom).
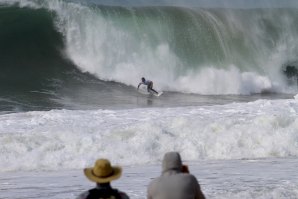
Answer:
xmin=0 ymin=98 xmax=298 ymax=172
xmin=175 ymin=66 xmax=274 ymax=94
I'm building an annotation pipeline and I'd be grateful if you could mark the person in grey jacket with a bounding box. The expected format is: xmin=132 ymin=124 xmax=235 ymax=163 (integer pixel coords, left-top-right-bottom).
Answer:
xmin=147 ymin=152 xmax=206 ymax=199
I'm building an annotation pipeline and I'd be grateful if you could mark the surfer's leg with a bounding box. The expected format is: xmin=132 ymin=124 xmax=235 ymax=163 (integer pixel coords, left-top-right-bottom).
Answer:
xmin=151 ymin=88 xmax=158 ymax=94
xmin=149 ymin=82 xmax=158 ymax=94
xmin=147 ymin=82 xmax=153 ymax=92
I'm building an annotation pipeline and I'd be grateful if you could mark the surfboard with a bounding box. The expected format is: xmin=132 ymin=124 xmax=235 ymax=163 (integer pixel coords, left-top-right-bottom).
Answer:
xmin=149 ymin=90 xmax=163 ymax=97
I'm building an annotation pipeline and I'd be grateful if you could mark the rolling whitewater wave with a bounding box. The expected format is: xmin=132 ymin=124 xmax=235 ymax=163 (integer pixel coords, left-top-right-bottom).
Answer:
xmin=1 ymin=0 xmax=298 ymax=98
xmin=0 ymin=98 xmax=298 ymax=171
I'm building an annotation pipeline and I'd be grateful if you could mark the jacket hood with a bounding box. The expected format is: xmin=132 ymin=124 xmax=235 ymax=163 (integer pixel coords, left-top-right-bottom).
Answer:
xmin=162 ymin=152 xmax=182 ymax=172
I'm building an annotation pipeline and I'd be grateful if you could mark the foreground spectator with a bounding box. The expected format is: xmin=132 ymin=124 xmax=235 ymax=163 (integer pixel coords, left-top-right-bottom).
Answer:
xmin=147 ymin=152 xmax=206 ymax=199
xmin=77 ymin=159 xmax=129 ymax=199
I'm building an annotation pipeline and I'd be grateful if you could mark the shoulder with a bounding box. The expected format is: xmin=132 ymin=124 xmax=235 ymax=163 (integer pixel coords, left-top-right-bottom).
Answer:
xmin=180 ymin=173 xmax=199 ymax=181
xmin=76 ymin=191 xmax=89 ymax=199
xmin=149 ymin=176 xmax=161 ymax=186
xmin=147 ymin=176 xmax=161 ymax=192
xmin=162 ymin=173 xmax=200 ymax=187
xmin=188 ymin=173 xmax=200 ymax=183
xmin=180 ymin=173 xmax=202 ymax=189
xmin=119 ymin=191 xmax=130 ymax=199
xmin=147 ymin=177 xmax=162 ymax=198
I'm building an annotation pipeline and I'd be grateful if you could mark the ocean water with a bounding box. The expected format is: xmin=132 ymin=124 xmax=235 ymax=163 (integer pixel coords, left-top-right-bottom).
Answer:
xmin=2 ymin=158 xmax=298 ymax=199
xmin=0 ymin=0 xmax=298 ymax=198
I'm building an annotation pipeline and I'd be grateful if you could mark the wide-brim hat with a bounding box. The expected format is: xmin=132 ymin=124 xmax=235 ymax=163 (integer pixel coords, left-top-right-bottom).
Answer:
xmin=84 ymin=159 xmax=122 ymax=183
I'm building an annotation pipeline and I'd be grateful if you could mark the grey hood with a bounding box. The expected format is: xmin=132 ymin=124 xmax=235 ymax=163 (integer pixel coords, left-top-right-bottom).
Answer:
xmin=148 ymin=152 xmax=206 ymax=199
xmin=162 ymin=152 xmax=182 ymax=173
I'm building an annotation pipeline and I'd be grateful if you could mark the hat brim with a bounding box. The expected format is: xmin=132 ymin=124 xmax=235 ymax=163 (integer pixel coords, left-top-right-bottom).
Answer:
xmin=84 ymin=166 xmax=122 ymax=183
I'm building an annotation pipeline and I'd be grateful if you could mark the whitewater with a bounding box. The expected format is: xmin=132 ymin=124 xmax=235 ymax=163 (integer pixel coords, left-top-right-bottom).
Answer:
xmin=1 ymin=0 xmax=298 ymax=198
xmin=1 ymin=96 xmax=298 ymax=198
xmin=1 ymin=97 xmax=298 ymax=171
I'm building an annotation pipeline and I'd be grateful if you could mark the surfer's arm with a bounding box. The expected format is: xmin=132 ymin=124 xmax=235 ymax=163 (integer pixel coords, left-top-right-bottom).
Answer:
xmin=137 ymin=82 xmax=143 ymax=89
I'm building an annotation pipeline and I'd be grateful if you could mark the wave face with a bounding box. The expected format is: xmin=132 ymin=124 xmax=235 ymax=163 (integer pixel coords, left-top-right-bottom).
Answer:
xmin=1 ymin=0 xmax=298 ymax=105
xmin=0 ymin=5 xmax=71 ymax=89
xmin=0 ymin=3 xmax=89 ymax=111
xmin=8 ymin=0 xmax=298 ymax=94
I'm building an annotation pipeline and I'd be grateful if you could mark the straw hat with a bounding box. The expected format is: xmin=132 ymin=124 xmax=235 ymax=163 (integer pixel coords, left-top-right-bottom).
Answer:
xmin=84 ymin=159 xmax=122 ymax=183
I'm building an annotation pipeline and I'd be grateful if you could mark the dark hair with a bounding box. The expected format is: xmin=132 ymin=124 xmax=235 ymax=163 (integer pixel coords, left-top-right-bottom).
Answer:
xmin=141 ymin=77 xmax=145 ymax=82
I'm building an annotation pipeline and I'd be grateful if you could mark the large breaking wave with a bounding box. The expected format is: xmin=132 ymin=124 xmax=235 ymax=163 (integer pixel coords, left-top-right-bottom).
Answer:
xmin=1 ymin=0 xmax=298 ymax=96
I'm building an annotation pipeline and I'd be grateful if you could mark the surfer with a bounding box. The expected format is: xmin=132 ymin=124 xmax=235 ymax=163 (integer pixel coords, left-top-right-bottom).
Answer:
xmin=137 ymin=77 xmax=158 ymax=94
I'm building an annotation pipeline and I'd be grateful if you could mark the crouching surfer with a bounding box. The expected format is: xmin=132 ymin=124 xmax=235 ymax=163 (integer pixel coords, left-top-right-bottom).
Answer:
xmin=137 ymin=77 xmax=158 ymax=95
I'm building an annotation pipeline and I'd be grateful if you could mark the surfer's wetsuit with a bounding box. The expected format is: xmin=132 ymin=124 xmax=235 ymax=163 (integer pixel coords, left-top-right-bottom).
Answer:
xmin=138 ymin=78 xmax=158 ymax=94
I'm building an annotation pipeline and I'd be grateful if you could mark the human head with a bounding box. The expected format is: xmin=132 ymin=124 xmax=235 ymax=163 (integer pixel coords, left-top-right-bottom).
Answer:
xmin=141 ymin=77 xmax=145 ymax=82
xmin=162 ymin=152 xmax=182 ymax=172
xmin=84 ymin=159 xmax=122 ymax=184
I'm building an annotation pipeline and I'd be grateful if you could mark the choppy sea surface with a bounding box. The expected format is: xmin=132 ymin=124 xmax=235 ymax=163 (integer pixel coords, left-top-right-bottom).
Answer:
xmin=1 ymin=158 xmax=298 ymax=199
